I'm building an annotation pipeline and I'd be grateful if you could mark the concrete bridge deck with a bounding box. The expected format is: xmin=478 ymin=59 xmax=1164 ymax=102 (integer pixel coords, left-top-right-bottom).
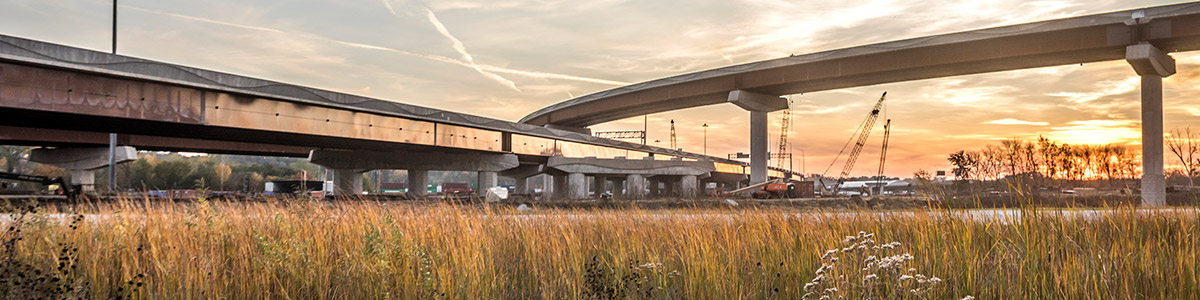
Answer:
xmin=0 ymin=33 xmax=762 ymax=197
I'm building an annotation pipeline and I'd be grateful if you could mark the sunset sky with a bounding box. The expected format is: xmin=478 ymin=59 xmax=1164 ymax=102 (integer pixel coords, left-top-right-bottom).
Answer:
xmin=2 ymin=0 xmax=1198 ymax=177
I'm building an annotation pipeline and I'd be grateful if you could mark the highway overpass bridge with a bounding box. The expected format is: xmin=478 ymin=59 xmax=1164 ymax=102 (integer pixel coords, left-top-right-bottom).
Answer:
xmin=521 ymin=2 xmax=1200 ymax=206
xmin=0 ymin=34 xmax=755 ymax=198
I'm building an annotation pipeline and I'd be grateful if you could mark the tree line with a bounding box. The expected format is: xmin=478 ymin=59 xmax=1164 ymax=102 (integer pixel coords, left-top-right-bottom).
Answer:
xmin=946 ymin=127 xmax=1200 ymax=189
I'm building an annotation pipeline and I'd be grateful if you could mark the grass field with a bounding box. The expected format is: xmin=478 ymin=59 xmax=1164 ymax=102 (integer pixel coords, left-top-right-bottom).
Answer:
xmin=1 ymin=198 xmax=1197 ymax=299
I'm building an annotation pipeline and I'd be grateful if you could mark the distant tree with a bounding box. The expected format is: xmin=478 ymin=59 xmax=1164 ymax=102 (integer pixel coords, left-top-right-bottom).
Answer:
xmin=948 ymin=150 xmax=977 ymax=181
xmin=152 ymin=160 xmax=193 ymax=189
xmin=1036 ymin=136 xmax=1058 ymax=179
xmin=216 ymin=163 xmax=232 ymax=191
xmin=128 ymin=156 xmax=155 ymax=190
xmin=1167 ymin=126 xmax=1199 ymax=187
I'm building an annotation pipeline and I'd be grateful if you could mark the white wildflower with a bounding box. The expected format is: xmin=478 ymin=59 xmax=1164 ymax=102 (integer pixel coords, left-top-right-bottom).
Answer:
xmin=899 ymin=275 xmax=913 ymax=281
xmin=819 ymin=296 xmax=831 ymax=300
xmin=961 ymin=296 xmax=975 ymax=300
xmin=929 ymin=277 xmax=942 ymax=284
xmin=864 ymin=274 xmax=878 ymax=281
xmin=824 ymin=287 xmax=838 ymax=293
xmin=822 ymin=249 xmax=838 ymax=260
xmin=843 ymin=236 xmax=857 ymax=243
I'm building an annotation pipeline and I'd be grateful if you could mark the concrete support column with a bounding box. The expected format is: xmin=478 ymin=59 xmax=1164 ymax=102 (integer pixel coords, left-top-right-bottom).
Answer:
xmin=29 ymin=146 xmax=136 ymax=194
xmin=1126 ymin=42 xmax=1175 ymax=206
xmin=407 ymin=169 xmax=428 ymax=196
xmin=648 ymin=178 xmax=660 ymax=197
xmin=593 ymin=175 xmax=607 ymax=197
xmin=681 ymin=175 xmax=698 ymax=198
xmin=69 ymin=170 xmax=95 ymax=193
xmin=729 ymin=90 xmax=785 ymax=185
xmin=610 ymin=178 xmax=625 ymax=197
xmin=332 ymin=169 xmax=364 ymax=196
xmin=477 ymin=171 xmax=498 ymax=196
xmin=1141 ymin=75 xmax=1165 ymax=206
xmin=553 ymin=174 xmax=568 ymax=200
xmin=514 ymin=176 xmax=529 ymax=194
xmin=566 ymin=173 xmax=587 ymax=199
xmin=625 ymin=174 xmax=645 ymax=199
xmin=750 ymin=110 xmax=769 ymax=184
xmin=664 ymin=179 xmax=677 ymax=197
xmin=540 ymin=175 xmax=555 ymax=201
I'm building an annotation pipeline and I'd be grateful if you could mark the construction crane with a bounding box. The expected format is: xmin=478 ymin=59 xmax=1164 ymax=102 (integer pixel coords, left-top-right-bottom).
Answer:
xmin=819 ymin=92 xmax=888 ymax=195
xmin=0 ymin=171 xmax=80 ymax=200
xmin=776 ymin=96 xmax=793 ymax=174
xmin=594 ymin=130 xmax=647 ymax=144
xmin=875 ymin=119 xmax=892 ymax=196
xmin=669 ymin=120 xmax=678 ymax=150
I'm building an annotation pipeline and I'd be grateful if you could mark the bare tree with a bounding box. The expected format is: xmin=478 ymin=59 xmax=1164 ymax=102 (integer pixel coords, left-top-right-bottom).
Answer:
xmin=1166 ymin=126 xmax=1199 ymax=187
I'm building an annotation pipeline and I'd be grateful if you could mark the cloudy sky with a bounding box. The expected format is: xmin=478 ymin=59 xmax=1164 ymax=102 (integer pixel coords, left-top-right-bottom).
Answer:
xmin=2 ymin=0 xmax=1198 ymax=177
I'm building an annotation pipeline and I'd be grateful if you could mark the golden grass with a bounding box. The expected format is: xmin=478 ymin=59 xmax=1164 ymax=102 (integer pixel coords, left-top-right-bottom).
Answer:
xmin=2 ymin=199 xmax=1198 ymax=299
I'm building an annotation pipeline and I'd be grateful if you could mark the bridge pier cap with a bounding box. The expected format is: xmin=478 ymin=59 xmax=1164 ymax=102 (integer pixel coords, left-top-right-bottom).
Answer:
xmin=727 ymin=90 xmax=788 ymax=112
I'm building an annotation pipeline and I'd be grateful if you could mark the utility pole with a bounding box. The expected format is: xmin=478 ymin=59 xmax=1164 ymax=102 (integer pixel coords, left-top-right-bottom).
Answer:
xmin=107 ymin=0 xmax=118 ymax=194
xmin=801 ymin=149 xmax=806 ymax=175
xmin=643 ymin=115 xmax=647 ymax=145
xmin=702 ymin=123 xmax=708 ymax=156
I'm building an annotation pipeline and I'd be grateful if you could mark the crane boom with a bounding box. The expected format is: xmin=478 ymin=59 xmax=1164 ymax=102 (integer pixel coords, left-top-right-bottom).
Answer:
xmin=776 ymin=97 xmax=792 ymax=171
xmin=669 ymin=120 xmax=677 ymax=150
xmin=837 ymin=92 xmax=887 ymax=179
xmin=876 ymin=119 xmax=891 ymax=195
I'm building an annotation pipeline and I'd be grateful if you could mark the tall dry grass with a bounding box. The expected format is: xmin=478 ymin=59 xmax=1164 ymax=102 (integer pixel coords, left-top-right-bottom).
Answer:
xmin=2 ymin=198 xmax=1197 ymax=299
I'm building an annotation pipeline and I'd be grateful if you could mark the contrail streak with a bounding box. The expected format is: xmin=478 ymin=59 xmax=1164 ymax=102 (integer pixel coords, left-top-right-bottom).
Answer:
xmin=424 ymin=8 xmax=520 ymax=92
xmin=380 ymin=0 xmax=399 ymax=16
xmin=120 ymin=4 xmax=630 ymax=87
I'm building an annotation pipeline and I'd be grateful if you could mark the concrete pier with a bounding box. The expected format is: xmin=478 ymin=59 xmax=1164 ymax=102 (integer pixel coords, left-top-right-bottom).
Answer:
xmin=553 ymin=174 xmax=568 ymax=200
xmin=332 ymin=169 xmax=364 ymax=196
xmin=514 ymin=176 xmax=530 ymax=194
xmin=593 ymin=175 xmax=607 ymax=198
xmin=728 ymin=90 xmax=787 ymax=185
xmin=477 ymin=171 xmax=498 ymax=196
xmin=567 ymin=173 xmax=587 ymax=199
xmin=408 ymin=169 xmax=428 ymax=196
xmin=69 ymin=170 xmax=94 ymax=192
xmin=648 ymin=178 xmax=661 ymax=197
xmin=750 ymin=111 xmax=768 ymax=184
xmin=625 ymin=174 xmax=645 ymax=199
xmin=1126 ymin=42 xmax=1175 ymax=206
xmin=539 ymin=175 xmax=555 ymax=201
xmin=29 ymin=146 xmax=137 ymax=193
xmin=681 ymin=175 xmax=699 ymax=198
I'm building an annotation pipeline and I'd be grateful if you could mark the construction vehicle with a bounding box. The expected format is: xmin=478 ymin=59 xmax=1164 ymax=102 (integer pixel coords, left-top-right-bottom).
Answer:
xmin=0 ymin=171 xmax=81 ymax=200
xmin=723 ymin=179 xmax=801 ymax=199
xmin=819 ymin=92 xmax=888 ymax=196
